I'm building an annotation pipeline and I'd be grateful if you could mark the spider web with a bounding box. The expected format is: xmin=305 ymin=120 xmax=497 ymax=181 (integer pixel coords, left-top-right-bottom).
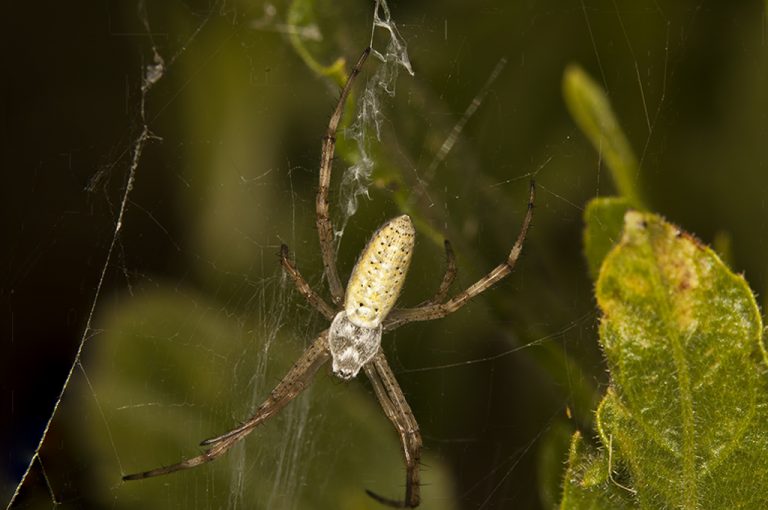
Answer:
xmin=5 ymin=2 xmax=448 ymax=509
xmin=335 ymin=0 xmax=413 ymax=239
xmin=5 ymin=1 xmax=768 ymax=510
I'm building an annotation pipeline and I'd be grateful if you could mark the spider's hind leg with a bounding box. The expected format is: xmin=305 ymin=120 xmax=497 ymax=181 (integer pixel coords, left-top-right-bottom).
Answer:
xmin=363 ymin=352 xmax=422 ymax=508
xmin=123 ymin=330 xmax=331 ymax=481
xmin=200 ymin=329 xmax=331 ymax=446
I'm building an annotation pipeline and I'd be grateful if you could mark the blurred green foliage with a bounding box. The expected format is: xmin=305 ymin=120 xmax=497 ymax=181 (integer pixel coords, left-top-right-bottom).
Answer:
xmin=563 ymin=65 xmax=645 ymax=209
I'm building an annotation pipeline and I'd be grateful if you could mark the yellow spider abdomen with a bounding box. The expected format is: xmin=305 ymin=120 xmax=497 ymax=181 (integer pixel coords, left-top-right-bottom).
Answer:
xmin=345 ymin=215 xmax=415 ymax=328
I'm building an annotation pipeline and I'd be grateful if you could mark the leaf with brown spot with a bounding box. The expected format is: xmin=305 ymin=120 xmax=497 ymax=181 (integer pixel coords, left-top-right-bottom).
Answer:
xmin=561 ymin=211 xmax=768 ymax=509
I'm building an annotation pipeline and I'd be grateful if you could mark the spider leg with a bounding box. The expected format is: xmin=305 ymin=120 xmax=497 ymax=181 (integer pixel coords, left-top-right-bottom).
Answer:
xmin=201 ymin=330 xmax=330 ymax=446
xmin=280 ymin=244 xmax=337 ymax=321
xmin=123 ymin=330 xmax=331 ymax=481
xmin=317 ymin=47 xmax=371 ymax=306
xmin=385 ymin=180 xmax=535 ymax=331
xmin=121 ymin=429 xmax=249 ymax=480
xmin=363 ymin=352 xmax=422 ymax=508
xmin=423 ymin=239 xmax=457 ymax=305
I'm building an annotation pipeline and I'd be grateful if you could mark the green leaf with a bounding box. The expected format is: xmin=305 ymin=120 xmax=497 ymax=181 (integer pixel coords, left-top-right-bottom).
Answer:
xmin=583 ymin=197 xmax=631 ymax=280
xmin=287 ymin=0 xmax=347 ymax=84
xmin=562 ymin=211 xmax=768 ymax=508
xmin=560 ymin=431 xmax=635 ymax=509
xmin=563 ymin=66 xmax=645 ymax=209
xmin=537 ymin=420 xmax=578 ymax=509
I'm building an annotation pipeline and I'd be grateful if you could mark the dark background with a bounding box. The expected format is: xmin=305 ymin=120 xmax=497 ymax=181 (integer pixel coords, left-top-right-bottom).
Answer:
xmin=3 ymin=1 xmax=767 ymax=508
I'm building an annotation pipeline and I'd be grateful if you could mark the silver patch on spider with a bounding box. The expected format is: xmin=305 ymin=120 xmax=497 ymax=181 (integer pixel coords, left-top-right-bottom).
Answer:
xmin=328 ymin=311 xmax=382 ymax=379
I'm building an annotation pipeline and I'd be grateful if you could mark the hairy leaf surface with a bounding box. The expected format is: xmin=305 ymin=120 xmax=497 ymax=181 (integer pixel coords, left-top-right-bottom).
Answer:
xmin=562 ymin=211 xmax=768 ymax=509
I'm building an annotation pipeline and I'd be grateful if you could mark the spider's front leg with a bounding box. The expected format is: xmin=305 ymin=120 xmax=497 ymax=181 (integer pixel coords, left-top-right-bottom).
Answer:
xmin=316 ymin=47 xmax=371 ymax=306
xmin=385 ymin=180 xmax=535 ymax=330
xmin=421 ymin=239 xmax=457 ymax=306
xmin=364 ymin=352 xmax=422 ymax=508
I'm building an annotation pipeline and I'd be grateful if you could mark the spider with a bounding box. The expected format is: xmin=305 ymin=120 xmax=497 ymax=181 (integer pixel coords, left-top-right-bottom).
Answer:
xmin=123 ymin=47 xmax=535 ymax=508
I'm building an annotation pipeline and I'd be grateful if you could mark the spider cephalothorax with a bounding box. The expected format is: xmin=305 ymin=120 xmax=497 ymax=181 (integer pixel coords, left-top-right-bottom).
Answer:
xmin=123 ymin=46 xmax=534 ymax=509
